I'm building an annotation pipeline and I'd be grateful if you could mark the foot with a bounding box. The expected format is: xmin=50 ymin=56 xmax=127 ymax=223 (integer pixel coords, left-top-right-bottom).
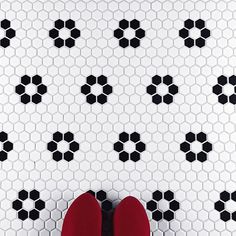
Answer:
xmin=62 ymin=193 xmax=102 ymax=236
xmin=113 ymin=196 xmax=150 ymax=236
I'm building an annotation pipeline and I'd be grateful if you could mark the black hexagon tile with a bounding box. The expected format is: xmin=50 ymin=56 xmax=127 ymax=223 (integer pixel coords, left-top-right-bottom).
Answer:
xmin=147 ymin=75 xmax=178 ymax=105
xmin=114 ymin=132 xmax=146 ymax=162
xmin=81 ymin=75 xmax=113 ymax=104
xmin=215 ymin=191 xmax=236 ymax=222
xmin=47 ymin=131 xmax=80 ymax=162
xmin=0 ymin=132 xmax=13 ymax=162
xmin=179 ymin=19 xmax=210 ymax=48
xmin=147 ymin=190 xmax=180 ymax=222
xmin=213 ymin=75 xmax=236 ymax=104
xmin=49 ymin=19 xmax=81 ymax=48
xmin=15 ymin=75 xmax=47 ymax=104
xmin=180 ymin=132 xmax=212 ymax=162
xmin=12 ymin=190 xmax=45 ymax=221
xmin=114 ymin=19 xmax=145 ymax=48
xmin=0 ymin=19 xmax=16 ymax=48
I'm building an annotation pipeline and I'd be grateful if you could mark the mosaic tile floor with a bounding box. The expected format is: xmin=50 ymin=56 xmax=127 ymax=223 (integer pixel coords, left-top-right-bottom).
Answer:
xmin=1 ymin=0 xmax=236 ymax=235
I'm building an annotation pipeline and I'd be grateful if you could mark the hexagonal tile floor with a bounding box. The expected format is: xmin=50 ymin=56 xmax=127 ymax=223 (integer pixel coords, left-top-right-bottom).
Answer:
xmin=1 ymin=0 xmax=236 ymax=235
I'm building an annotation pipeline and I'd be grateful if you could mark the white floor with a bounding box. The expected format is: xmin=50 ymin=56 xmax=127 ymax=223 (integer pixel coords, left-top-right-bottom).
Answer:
xmin=0 ymin=0 xmax=236 ymax=235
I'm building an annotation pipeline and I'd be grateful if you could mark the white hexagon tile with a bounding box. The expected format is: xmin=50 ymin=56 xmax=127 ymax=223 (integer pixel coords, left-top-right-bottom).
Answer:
xmin=1 ymin=0 xmax=236 ymax=235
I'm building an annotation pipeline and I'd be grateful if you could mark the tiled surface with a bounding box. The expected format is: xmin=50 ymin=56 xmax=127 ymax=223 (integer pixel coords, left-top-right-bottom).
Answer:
xmin=1 ymin=0 xmax=236 ymax=235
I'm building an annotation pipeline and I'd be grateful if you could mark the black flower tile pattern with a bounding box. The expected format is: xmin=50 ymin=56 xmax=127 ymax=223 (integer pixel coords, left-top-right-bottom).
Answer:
xmin=114 ymin=19 xmax=145 ymax=48
xmin=0 ymin=19 xmax=15 ymax=48
xmin=114 ymin=132 xmax=146 ymax=162
xmin=213 ymin=75 xmax=236 ymax=104
xmin=49 ymin=19 xmax=80 ymax=48
xmin=147 ymin=190 xmax=180 ymax=222
xmin=179 ymin=19 xmax=210 ymax=48
xmin=81 ymin=75 xmax=113 ymax=104
xmin=12 ymin=190 xmax=45 ymax=221
xmin=180 ymin=132 xmax=212 ymax=162
xmin=15 ymin=75 xmax=47 ymax=104
xmin=215 ymin=191 xmax=236 ymax=222
xmin=147 ymin=75 xmax=178 ymax=105
xmin=0 ymin=132 xmax=13 ymax=162
xmin=47 ymin=131 xmax=80 ymax=162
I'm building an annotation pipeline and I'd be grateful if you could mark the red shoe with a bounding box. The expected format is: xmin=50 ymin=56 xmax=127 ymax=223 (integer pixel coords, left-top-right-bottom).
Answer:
xmin=62 ymin=193 xmax=102 ymax=236
xmin=113 ymin=196 xmax=150 ymax=236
